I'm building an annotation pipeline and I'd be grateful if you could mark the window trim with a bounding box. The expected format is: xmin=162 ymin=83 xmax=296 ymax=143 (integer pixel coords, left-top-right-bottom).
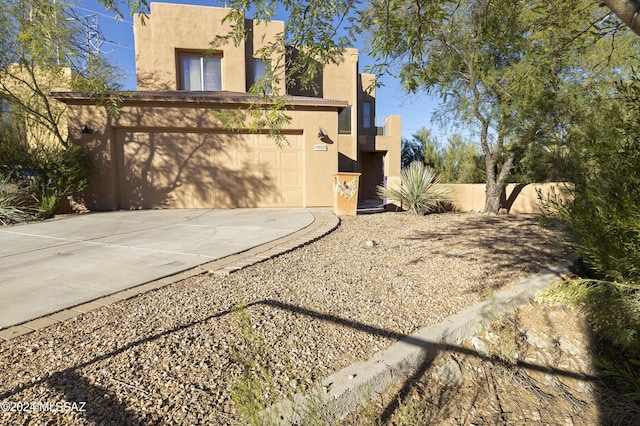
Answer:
xmin=362 ymin=101 xmax=373 ymax=129
xmin=251 ymin=58 xmax=272 ymax=94
xmin=176 ymin=49 xmax=223 ymax=91
xmin=338 ymin=106 xmax=352 ymax=135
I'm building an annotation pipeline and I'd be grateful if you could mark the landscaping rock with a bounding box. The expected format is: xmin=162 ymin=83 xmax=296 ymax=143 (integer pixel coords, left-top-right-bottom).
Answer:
xmin=0 ymin=212 xmax=566 ymax=425
xmin=433 ymin=356 xmax=463 ymax=385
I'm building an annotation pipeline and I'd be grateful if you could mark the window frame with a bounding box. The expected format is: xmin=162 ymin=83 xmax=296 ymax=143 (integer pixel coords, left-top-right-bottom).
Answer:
xmin=176 ymin=49 xmax=223 ymax=91
xmin=338 ymin=106 xmax=352 ymax=135
xmin=251 ymin=58 xmax=272 ymax=94
xmin=362 ymin=101 xmax=373 ymax=129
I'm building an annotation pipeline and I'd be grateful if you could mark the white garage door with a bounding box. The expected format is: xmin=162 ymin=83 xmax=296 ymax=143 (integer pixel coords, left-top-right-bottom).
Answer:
xmin=115 ymin=130 xmax=304 ymax=209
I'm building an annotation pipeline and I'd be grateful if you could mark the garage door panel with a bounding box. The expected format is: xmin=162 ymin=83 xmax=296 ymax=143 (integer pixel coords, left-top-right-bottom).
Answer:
xmin=258 ymin=151 xmax=279 ymax=168
xmin=280 ymin=189 xmax=303 ymax=205
xmin=281 ymin=152 xmax=302 ymax=167
xmin=258 ymin=134 xmax=303 ymax=149
xmin=116 ymin=130 xmax=303 ymax=209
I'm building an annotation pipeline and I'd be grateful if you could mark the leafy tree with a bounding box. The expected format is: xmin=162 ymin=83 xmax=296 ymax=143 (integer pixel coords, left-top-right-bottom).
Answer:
xmin=540 ymin=72 xmax=640 ymax=356
xmin=409 ymin=127 xmax=441 ymax=172
xmin=97 ymin=0 xmax=640 ymax=39
xmin=406 ymin=128 xmax=483 ymax=183
xmin=503 ymin=2 xmax=633 ymax=184
xmin=400 ymin=137 xmax=423 ymax=168
xmin=0 ymin=0 xmax=121 ymax=217
xmin=440 ymin=134 xmax=484 ymax=184
xmin=365 ymin=0 xmax=635 ymax=212
xmin=0 ymin=0 xmax=123 ymax=146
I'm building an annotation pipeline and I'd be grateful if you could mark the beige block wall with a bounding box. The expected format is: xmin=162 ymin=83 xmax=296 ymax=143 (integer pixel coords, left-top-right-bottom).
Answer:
xmin=441 ymin=183 xmax=573 ymax=214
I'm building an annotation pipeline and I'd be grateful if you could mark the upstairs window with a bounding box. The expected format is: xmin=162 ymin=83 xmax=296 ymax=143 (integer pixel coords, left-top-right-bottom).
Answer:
xmin=179 ymin=52 xmax=222 ymax=91
xmin=362 ymin=101 xmax=373 ymax=129
xmin=251 ymin=59 xmax=272 ymax=94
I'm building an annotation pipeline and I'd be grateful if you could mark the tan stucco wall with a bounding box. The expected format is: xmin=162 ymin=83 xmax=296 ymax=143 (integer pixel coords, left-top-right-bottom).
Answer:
xmin=135 ymin=3 xmax=286 ymax=93
xmin=1 ymin=65 xmax=70 ymax=147
xmin=442 ymin=183 xmax=573 ymax=214
xmin=377 ymin=115 xmax=402 ymax=178
xmin=324 ymin=48 xmax=359 ymax=167
xmin=64 ymin=100 xmax=340 ymax=210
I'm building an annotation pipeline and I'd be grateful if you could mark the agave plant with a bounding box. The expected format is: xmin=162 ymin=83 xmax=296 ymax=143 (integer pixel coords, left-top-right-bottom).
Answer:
xmin=377 ymin=161 xmax=452 ymax=215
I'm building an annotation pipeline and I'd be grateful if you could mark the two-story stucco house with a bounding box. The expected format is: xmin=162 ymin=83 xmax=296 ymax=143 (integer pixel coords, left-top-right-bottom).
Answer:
xmin=53 ymin=3 xmax=401 ymax=210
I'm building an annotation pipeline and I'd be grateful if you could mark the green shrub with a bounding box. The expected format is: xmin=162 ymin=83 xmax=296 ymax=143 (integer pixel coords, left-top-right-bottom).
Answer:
xmin=230 ymin=305 xmax=279 ymax=425
xmin=540 ymin=74 xmax=640 ymax=357
xmin=28 ymin=143 xmax=93 ymax=218
xmin=0 ymin=130 xmax=92 ymax=218
xmin=538 ymin=280 xmax=640 ymax=356
xmin=377 ymin=161 xmax=452 ymax=215
xmin=0 ymin=176 xmax=36 ymax=225
xmin=597 ymin=357 xmax=640 ymax=400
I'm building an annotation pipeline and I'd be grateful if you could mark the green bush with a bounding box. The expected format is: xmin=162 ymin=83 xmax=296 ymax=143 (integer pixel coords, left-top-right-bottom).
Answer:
xmin=377 ymin=161 xmax=452 ymax=215
xmin=539 ymin=280 xmax=640 ymax=356
xmin=0 ymin=130 xmax=92 ymax=218
xmin=28 ymin=143 xmax=93 ymax=218
xmin=540 ymin=74 xmax=640 ymax=357
xmin=0 ymin=176 xmax=36 ymax=225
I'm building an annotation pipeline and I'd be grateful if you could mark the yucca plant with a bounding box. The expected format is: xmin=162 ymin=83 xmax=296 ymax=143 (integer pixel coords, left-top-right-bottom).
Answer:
xmin=377 ymin=161 xmax=452 ymax=215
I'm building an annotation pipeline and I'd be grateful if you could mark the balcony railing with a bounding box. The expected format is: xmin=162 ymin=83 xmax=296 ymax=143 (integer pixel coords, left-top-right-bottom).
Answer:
xmin=359 ymin=116 xmax=387 ymax=137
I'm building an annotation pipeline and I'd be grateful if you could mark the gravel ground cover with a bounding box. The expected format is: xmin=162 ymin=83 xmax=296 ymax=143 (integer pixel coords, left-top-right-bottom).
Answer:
xmin=0 ymin=212 xmax=567 ymax=425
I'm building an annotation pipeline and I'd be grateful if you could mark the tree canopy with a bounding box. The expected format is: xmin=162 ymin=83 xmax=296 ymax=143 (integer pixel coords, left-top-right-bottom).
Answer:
xmin=0 ymin=0 xmax=122 ymax=217
xmin=0 ymin=0 xmax=123 ymax=147
xmin=364 ymin=0 xmax=635 ymax=211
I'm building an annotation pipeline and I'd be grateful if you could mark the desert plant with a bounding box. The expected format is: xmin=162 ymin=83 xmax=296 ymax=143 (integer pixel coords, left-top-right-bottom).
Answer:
xmin=0 ymin=130 xmax=93 ymax=219
xmin=27 ymin=143 xmax=93 ymax=218
xmin=377 ymin=161 xmax=452 ymax=215
xmin=230 ymin=305 xmax=329 ymax=425
xmin=0 ymin=176 xmax=36 ymax=225
xmin=230 ymin=304 xmax=278 ymax=425
xmin=538 ymin=280 xmax=640 ymax=356
xmin=597 ymin=357 xmax=640 ymax=400
xmin=538 ymin=74 xmax=640 ymax=357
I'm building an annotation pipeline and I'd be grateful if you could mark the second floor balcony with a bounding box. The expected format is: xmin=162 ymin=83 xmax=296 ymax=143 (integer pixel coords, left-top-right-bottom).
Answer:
xmin=359 ymin=116 xmax=389 ymax=138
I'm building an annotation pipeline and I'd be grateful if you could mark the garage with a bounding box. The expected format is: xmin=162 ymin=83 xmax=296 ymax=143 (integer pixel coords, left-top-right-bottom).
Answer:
xmin=55 ymin=91 xmax=343 ymax=211
xmin=115 ymin=129 xmax=304 ymax=209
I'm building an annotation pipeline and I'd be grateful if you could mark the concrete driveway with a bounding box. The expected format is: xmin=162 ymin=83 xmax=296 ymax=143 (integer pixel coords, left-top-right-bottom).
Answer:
xmin=0 ymin=208 xmax=314 ymax=329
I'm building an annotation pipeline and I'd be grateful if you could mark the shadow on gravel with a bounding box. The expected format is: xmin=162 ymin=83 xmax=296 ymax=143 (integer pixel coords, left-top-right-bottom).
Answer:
xmin=47 ymin=370 xmax=143 ymax=425
xmin=404 ymin=214 xmax=566 ymax=294
xmin=1 ymin=299 xmax=605 ymax=424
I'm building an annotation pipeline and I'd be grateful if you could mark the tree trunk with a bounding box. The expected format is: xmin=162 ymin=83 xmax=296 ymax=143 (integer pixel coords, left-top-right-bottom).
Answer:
xmin=485 ymin=180 xmax=505 ymax=213
xmin=603 ymin=0 xmax=640 ymax=36
xmin=483 ymin=152 xmax=515 ymax=214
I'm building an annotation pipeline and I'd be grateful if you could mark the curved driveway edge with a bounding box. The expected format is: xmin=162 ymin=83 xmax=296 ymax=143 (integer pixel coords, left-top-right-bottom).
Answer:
xmin=0 ymin=208 xmax=339 ymax=341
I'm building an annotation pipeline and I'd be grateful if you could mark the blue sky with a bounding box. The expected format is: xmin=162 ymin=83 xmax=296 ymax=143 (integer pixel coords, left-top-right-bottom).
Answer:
xmin=77 ymin=0 xmax=448 ymax=141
